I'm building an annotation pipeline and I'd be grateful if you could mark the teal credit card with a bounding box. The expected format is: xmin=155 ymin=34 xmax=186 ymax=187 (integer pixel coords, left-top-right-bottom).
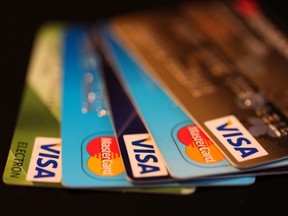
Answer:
xmin=61 ymin=25 xmax=130 ymax=188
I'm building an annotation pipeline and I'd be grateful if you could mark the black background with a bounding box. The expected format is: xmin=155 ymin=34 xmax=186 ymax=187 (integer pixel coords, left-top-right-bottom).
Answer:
xmin=1 ymin=0 xmax=288 ymax=215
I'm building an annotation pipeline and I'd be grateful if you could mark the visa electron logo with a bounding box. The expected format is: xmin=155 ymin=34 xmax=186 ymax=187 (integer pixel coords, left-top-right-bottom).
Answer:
xmin=86 ymin=136 xmax=124 ymax=176
xmin=177 ymin=125 xmax=224 ymax=164
xmin=123 ymin=134 xmax=168 ymax=178
xmin=205 ymin=115 xmax=268 ymax=162
xmin=26 ymin=137 xmax=62 ymax=183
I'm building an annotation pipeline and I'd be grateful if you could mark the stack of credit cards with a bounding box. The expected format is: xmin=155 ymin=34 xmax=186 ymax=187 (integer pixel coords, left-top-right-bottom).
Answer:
xmin=3 ymin=0 xmax=288 ymax=195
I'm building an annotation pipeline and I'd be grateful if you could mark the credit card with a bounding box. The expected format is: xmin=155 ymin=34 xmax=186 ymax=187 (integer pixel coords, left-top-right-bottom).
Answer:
xmin=96 ymin=39 xmax=171 ymax=183
xmin=107 ymin=0 xmax=288 ymax=168
xmin=2 ymin=23 xmax=64 ymax=187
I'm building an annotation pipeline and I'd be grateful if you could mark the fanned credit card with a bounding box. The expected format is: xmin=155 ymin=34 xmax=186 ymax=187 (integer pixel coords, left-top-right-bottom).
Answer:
xmin=2 ymin=23 xmax=196 ymax=195
xmin=2 ymin=20 xmax=257 ymax=193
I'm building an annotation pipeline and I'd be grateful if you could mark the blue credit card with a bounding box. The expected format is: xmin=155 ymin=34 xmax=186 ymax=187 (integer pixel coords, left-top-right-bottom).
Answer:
xmin=97 ymin=42 xmax=170 ymax=182
xmin=61 ymin=25 xmax=130 ymax=188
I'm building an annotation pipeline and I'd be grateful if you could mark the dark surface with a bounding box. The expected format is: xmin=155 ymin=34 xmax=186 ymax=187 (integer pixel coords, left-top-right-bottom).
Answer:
xmin=1 ymin=0 xmax=288 ymax=215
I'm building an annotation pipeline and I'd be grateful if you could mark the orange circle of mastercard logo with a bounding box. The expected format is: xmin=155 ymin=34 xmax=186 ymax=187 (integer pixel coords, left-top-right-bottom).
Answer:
xmin=86 ymin=136 xmax=124 ymax=176
xmin=177 ymin=125 xmax=224 ymax=164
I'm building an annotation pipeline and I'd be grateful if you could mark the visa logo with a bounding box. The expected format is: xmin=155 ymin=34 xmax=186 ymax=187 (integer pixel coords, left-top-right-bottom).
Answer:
xmin=123 ymin=134 xmax=168 ymax=178
xmin=26 ymin=137 xmax=62 ymax=183
xmin=205 ymin=115 xmax=268 ymax=162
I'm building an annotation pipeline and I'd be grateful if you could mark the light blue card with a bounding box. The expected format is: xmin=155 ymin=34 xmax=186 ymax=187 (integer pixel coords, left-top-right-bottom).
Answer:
xmin=61 ymin=25 xmax=130 ymax=188
xmin=98 ymin=23 xmax=287 ymax=180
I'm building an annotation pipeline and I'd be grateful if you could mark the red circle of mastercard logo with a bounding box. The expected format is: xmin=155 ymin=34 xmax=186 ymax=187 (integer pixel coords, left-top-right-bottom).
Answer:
xmin=86 ymin=136 xmax=124 ymax=176
xmin=177 ymin=125 xmax=224 ymax=164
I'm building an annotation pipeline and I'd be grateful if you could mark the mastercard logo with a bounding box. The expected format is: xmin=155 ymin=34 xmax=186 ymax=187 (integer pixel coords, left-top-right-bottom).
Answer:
xmin=86 ymin=136 xmax=124 ymax=176
xmin=177 ymin=125 xmax=224 ymax=164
